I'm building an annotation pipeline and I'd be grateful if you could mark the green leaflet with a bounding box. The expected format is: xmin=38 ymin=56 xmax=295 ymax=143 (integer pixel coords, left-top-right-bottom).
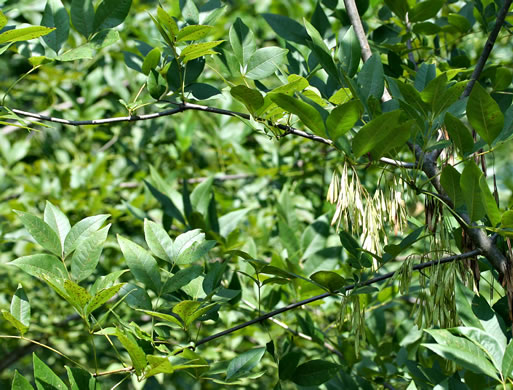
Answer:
xmin=229 ymin=18 xmax=255 ymax=67
xmin=310 ymin=271 xmax=345 ymax=292
xmin=115 ymin=328 xmax=147 ymax=376
xmin=71 ymin=0 xmax=94 ymax=37
xmin=291 ymin=360 xmax=341 ymax=386
xmin=460 ymin=160 xmax=486 ymax=221
xmin=245 ymin=47 xmax=288 ymax=80
xmin=43 ymin=201 xmax=71 ymax=251
xmin=444 ymin=113 xmax=474 ymax=156
xmin=230 ymin=85 xmax=264 ymax=114
xmin=357 ymin=54 xmax=384 ymax=102
xmin=177 ymin=25 xmax=213 ymax=42
xmin=0 ymin=26 xmax=56 ymax=45
xmin=93 ymin=0 xmax=132 ymax=32
xmin=41 ymin=0 xmax=70 ymax=54
xmin=423 ymin=329 xmax=498 ymax=379
xmin=144 ymin=219 xmax=173 ymax=262
xmin=71 ymin=224 xmax=110 ymax=282
xmin=141 ymin=47 xmax=161 ymax=75
xmin=33 ymin=353 xmax=68 ymax=390
xmin=226 ymin=347 xmax=266 ymax=381
xmin=180 ymin=40 xmax=224 ymax=63
xmin=338 ymin=26 xmax=360 ymax=77
xmin=270 ymin=93 xmax=326 ymax=137
xmin=117 ymin=235 xmax=162 ymax=292
xmin=14 ymin=210 xmax=62 ymax=257
xmin=326 ymin=100 xmax=361 ymax=140
xmin=479 ymin=176 xmax=501 ymax=227
xmin=9 ymin=254 xmax=68 ymax=280
xmin=467 ymin=82 xmax=504 ymax=145
xmin=440 ymin=165 xmax=464 ymax=208
xmin=352 ymin=110 xmax=408 ymax=158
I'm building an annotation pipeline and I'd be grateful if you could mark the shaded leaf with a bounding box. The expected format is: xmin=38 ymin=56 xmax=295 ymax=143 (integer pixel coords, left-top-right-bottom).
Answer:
xmin=460 ymin=160 xmax=486 ymax=221
xmin=278 ymin=352 xmax=301 ymax=381
xmin=119 ymin=283 xmax=152 ymax=310
xmin=231 ymin=86 xmax=263 ymax=114
xmin=147 ymin=69 xmax=166 ymax=99
xmin=226 ymin=347 xmax=266 ymax=381
xmin=444 ymin=113 xmax=474 ymax=156
xmin=352 ymin=110 xmax=403 ymax=157
xmin=93 ymin=0 xmax=132 ymax=32
xmin=219 ymin=207 xmax=252 ymax=237
xmin=291 ymin=359 xmax=341 ymax=386
xmin=270 ymin=93 xmax=326 ymax=137
xmin=180 ymin=0 xmax=199 ymax=25
xmin=423 ymin=329 xmax=498 ymax=379
xmin=479 ymin=176 xmax=501 ymax=226
xmin=66 ymin=366 xmax=99 ymax=390
xmin=310 ymin=271 xmax=345 ymax=292
xmin=41 ymin=0 xmax=70 ymax=54
xmin=357 ymin=54 xmax=384 ymax=101
xmin=262 ymin=13 xmax=308 ymax=45
xmin=467 ymin=82 xmax=504 ymax=145
xmin=339 ymin=26 xmax=360 ymax=77
xmin=191 ymin=176 xmax=214 ymax=216
xmin=71 ymin=0 xmax=95 ymax=37
xmin=11 ymin=370 xmax=34 ymax=390
xmin=326 ymin=100 xmax=361 ymax=140
xmin=163 ymin=265 xmax=203 ymax=294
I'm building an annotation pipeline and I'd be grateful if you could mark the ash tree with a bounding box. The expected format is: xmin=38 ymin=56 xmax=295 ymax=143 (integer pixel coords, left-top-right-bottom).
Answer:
xmin=1 ymin=0 xmax=513 ymax=389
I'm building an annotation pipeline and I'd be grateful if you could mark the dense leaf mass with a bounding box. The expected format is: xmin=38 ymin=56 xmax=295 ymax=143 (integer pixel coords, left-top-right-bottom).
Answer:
xmin=1 ymin=0 xmax=513 ymax=389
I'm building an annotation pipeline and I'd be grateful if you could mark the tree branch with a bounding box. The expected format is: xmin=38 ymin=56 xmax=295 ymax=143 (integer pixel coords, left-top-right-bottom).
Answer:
xmin=9 ymin=103 xmax=419 ymax=169
xmin=242 ymin=299 xmax=344 ymax=359
xmin=193 ymin=249 xmax=481 ymax=348
xmin=343 ymin=0 xmax=393 ymax=102
xmin=413 ymin=145 xmax=508 ymax=275
xmin=461 ymin=0 xmax=513 ymax=98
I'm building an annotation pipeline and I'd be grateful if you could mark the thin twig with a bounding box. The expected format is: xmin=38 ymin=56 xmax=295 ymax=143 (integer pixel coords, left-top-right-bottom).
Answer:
xmin=379 ymin=157 xmax=416 ymax=169
xmin=10 ymin=106 xmax=183 ymax=125
xmin=242 ymin=299 xmax=344 ymax=359
xmin=193 ymin=249 xmax=481 ymax=348
xmin=9 ymin=103 xmax=417 ymax=169
xmin=93 ymin=366 xmax=134 ymax=377
xmin=461 ymin=0 xmax=513 ymax=98
xmin=1 ymin=100 xmax=82 ymax=134
xmin=183 ymin=173 xmax=254 ymax=184
xmin=412 ymin=144 xmax=508 ymax=275
xmin=405 ymin=13 xmax=417 ymax=71
xmin=343 ymin=0 xmax=393 ymax=102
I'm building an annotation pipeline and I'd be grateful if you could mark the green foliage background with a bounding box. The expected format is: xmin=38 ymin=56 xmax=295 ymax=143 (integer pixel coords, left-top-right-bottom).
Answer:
xmin=0 ymin=0 xmax=512 ymax=389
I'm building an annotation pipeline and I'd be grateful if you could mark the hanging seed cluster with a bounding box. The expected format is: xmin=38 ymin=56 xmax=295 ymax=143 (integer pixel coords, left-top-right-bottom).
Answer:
xmin=327 ymin=162 xmax=407 ymax=256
